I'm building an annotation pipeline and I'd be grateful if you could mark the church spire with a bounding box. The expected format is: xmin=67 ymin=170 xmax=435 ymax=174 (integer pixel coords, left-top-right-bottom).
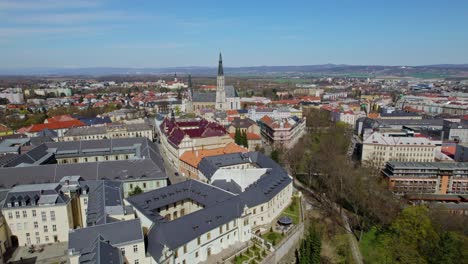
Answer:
xmin=218 ymin=53 xmax=224 ymax=76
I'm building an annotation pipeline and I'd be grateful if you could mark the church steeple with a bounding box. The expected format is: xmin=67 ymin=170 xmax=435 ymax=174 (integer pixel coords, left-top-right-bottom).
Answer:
xmin=218 ymin=53 xmax=224 ymax=76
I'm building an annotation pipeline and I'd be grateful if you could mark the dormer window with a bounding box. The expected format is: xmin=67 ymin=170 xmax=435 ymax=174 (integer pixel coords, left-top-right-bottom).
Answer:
xmin=14 ymin=202 xmax=19 ymax=207
xmin=7 ymin=202 xmax=12 ymax=208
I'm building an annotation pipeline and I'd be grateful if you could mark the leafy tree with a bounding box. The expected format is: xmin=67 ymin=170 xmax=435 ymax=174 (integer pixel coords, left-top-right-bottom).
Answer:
xmin=234 ymin=128 xmax=242 ymax=145
xmin=241 ymin=130 xmax=249 ymax=148
xmin=129 ymin=186 xmax=143 ymax=196
xmin=270 ymin=149 xmax=280 ymax=163
xmin=297 ymin=226 xmax=321 ymax=264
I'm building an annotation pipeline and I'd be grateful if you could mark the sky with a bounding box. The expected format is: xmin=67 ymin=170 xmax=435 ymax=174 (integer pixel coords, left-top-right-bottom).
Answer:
xmin=1 ymin=0 xmax=468 ymax=69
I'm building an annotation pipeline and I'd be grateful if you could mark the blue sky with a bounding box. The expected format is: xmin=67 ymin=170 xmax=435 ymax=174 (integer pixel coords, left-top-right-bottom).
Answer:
xmin=1 ymin=0 xmax=467 ymax=68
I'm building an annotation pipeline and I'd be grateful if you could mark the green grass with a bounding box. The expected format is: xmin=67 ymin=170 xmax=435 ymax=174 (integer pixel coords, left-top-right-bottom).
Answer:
xmin=235 ymin=253 xmax=250 ymax=264
xmin=263 ymin=231 xmax=284 ymax=245
xmin=281 ymin=196 xmax=301 ymax=224
xmin=359 ymin=227 xmax=391 ymax=263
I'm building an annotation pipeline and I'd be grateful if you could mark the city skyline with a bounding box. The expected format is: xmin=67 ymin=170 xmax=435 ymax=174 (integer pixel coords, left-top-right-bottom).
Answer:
xmin=1 ymin=0 xmax=468 ymax=69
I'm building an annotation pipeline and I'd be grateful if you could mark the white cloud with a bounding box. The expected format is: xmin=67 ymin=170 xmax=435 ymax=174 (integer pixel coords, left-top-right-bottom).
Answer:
xmin=0 ymin=26 xmax=97 ymax=37
xmin=0 ymin=0 xmax=98 ymax=10
xmin=6 ymin=11 xmax=142 ymax=25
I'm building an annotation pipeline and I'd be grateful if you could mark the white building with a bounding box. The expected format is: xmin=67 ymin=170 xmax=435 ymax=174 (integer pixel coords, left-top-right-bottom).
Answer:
xmin=362 ymin=131 xmax=441 ymax=167
xmin=2 ymin=183 xmax=74 ymax=246
xmin=125 ymin=151 xmax=293 ymax=264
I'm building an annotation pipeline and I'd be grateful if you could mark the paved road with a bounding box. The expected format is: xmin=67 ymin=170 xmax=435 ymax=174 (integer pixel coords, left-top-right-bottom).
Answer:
xmin=293 ymin=179 xmax=364 ymax=264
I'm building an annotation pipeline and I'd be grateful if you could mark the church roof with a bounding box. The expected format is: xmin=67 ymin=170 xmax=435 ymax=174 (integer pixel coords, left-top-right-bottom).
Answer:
xmin=192 ymin=92 xmax=216 ymax=103
xmin=225 ymin=86 xmax=239 ymax=98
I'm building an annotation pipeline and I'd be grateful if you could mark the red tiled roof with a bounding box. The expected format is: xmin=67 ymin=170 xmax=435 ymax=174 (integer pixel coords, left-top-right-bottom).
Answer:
xmin=229 ymin=132 xmax=261 ymax=140
xmin=18 ymin=120 xmax=86 ymax=133
xmin=46 ymin=115 xmax=75 ymax=123
xmin=160 ymin=117 xmax=228 ymax=146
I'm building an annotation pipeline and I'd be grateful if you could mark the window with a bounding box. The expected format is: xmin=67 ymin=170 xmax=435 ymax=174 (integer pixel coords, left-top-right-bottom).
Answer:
xmin=22 ymin=210 xmax=27 ymax=218
xmin=219 ymin=226 xmax=223 ymax=234
xmin=32 ymin=210 xmax=36 ymax=217
xmin=207 ymin=232 xmax=211 ymax=240
xmin=130 ymin=184 xmax=133 ymax=189
xmin=17 ymin=223 xmax=22 ymax=230
xmin=133 ymin=245 xmax=138 ymax=253
xmin=45 ymin=236 xmax=49 ymax=242
xmin=34 ymin=221 xmax=38 ymax=229
xmin=52 ymin=225 xmax=57 ymax=232
xmin=44 ymin=225 xmax=48 ymax=232
xmin=197 ymin=236 xmax=201 ymax=245
xmin=195 ymin=251 xmax=199 ymax=258
xmin=84 ymin=198 xmax=88 ymax=205
xmin=184 ymin=245 xmax=187 ymax=254
xmin=121 ymin=248 xmax=125 ymax=255
xmin=50 ymin=211 xmax=55 ymax=221
xmin=15 ymin=211 xmax=20 ymax=218
xmin=143 ymin=183 xmax=147 ymax=188
xmin=41 ymin=211 xmax=47 ymax=221
xmin=134 ymin=260 xmax=139 ymax=264
xmin=8 ymin=212 xmax=12 ymax=219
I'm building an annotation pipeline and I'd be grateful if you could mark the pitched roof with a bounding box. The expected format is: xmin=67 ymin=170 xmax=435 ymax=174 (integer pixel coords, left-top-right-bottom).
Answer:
xmin=179 ymin=143 xmax=246 ymax=168
xmin=69 ymin=219 xmax=144 ymax=254
xmin=229 ymin=117 xmax=256 ymax=129
xmin=18 ymin=119 xmax=86 ymax=133
xmin=131 ymin=151 xmax=292 ymax=259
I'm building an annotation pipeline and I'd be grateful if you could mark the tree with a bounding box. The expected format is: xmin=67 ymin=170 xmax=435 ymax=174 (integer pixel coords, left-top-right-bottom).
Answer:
xmin=270 ymin=149 xmax=280 ymax=163
xmin=241 ymin=130 xmax=249 ymax=148
xmin=129 ymin=186 xmax=143 ymax=196
xmin=297 ymin=226 xmax=321 ymax=264
xmin=234 ymin=128 xmax=242 ymax=145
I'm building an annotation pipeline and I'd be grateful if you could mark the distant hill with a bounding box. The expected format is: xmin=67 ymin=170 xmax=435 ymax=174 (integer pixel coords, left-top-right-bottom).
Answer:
xmin=1 ymin=64 xmax=468 ymax=78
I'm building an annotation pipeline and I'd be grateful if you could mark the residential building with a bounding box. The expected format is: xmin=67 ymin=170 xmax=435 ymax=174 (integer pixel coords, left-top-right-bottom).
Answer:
xmin=0 ymin=88 xmax=24 ymax=104
xmin=61 ymin=123 xmax=154 ymax=141
xmin=178 ymin=142 xmax=246 ymax=179
xmin=17 ymin=115 xmax=86 ymax=137
xmin=442 ymin=120 xmax=468 ymax=143
xmin=362 ymin=131 xmax=441 ymax=167
xmin=383 ymin=161 xmax=468 ymax=195
xmin=126 ymin=151 xmax=293 ymax=264
xmin=0 ymin=138 xmax=168 ymax=197
xmin=258 ymin=115 xmax=306 ymax=149
xmin=227 ymin=117 xmax=262 ymax=151
xmin=2 ymin=183 xmax=74 ymax=246
xmin=158 ymin=117 xmax=234 ymax=167
xmin=68 ymin=219 xmax=145 ymax=264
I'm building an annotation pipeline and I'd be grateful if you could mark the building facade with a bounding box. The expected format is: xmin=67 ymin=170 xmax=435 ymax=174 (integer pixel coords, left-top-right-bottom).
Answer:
xmin=362 ymin=131 xmax=440 ymax=167
xmin=383 ymin=161 xmax=468 ymax=195
xmin=258 ymin=116 xmax=306 ymax=149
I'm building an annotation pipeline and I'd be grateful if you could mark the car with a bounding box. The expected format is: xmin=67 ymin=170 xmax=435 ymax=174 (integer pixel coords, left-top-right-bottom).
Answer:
xmin=174 ymin=172 xmax=179 ymax=176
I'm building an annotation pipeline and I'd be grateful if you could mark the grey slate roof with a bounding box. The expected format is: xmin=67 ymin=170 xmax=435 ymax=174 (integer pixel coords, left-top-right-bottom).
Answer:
xmin=198 ymin=152 xmax=253 ymax=180
xmin=78 ymin=235 xmax=123 ymax=264
xmin=64 ymin=123 xmax=152 ymax=137
xmin=68 ymin=219 xmax=144 ymax=254
xmin=126 ymin=179 xmax=234 ymax=224
xmin=192 ymin=92 xmax=216 ymax=103
xmin=0 ymin=159 xmax=166 ymax=189
xmin=127 ymin=151 xmax=292 ymax=260
xmin=85 ymin=180 xmax=123 ymax=226
xmin=0 ymin=138 xmax=167 ymax=189
xmin=211 ymin=179 xmax=242 ymax=194
xmin=2 ymin=183 xmax=69 ymax=209
xmin=225 ymin=85 xmax=239 ymax=98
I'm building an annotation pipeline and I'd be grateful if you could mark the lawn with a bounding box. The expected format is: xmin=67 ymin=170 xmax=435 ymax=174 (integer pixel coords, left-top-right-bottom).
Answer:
xmin=281 ymin=196 xmax=301 ymax=224
xmin=263 ymin=231 xmax=284 ymax=246
xmin=359 ymin=227 xmax=391 ymax=263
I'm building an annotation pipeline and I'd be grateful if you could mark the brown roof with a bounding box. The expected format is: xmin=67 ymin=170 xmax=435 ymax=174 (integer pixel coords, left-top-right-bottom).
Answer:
xmin=179 ymin=143 xmax=247 ymax=168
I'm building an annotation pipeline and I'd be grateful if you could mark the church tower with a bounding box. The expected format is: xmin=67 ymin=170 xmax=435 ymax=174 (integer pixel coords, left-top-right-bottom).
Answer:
xmin=215 ymin=53 xmax=226 ymax=110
